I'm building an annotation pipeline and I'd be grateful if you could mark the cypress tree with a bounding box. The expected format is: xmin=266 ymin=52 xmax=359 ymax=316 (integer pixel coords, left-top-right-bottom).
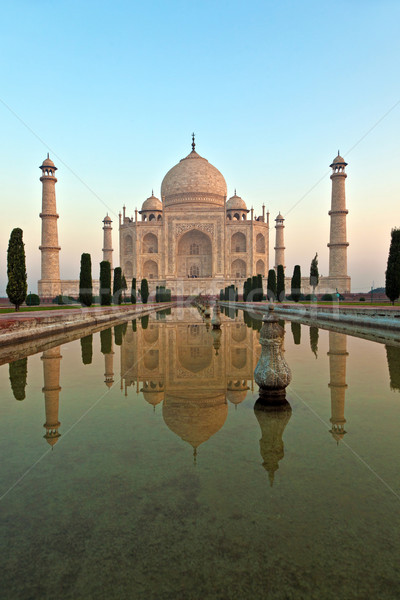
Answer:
xmin=6 ymin=228 xmax=27 ymax=311
xmin=156 ymin=285 xmax=159 ymax=303
xmin=100 ymin=261 xmax=112 ymax=306
xmin=310 ymin=253 xmax=319 ymax=294
xmin=219 ymin=289 xmax=224 ymax=301
xmin=277 ymin=265 xmax=285 ymax=302
xmin=113 ymin=267 xmax=122 ymax=305
xmin=267 ymin=269 xmax=277 ymax=301
xmin=131 ymin=278 xmax=137 ymax=304
xmin=9 ymin=357 xmax=28 ymax=401
xmin=121 ymin=274 xmax=127 ymax=302
xmin=385 ymin=228 xmax=400 ymax=305
xmin=79 ymin=253 xmax=93 ymax=307
xmin=251 ymin=276 xmax=258 ymax=302
xmin=257 ymin=274 xmax=263 ymax=301
xmin=80 ymin=334 xmax=93 ymax=365
xmin=291 ymin=265 xmax=301 ymax=302
xmin=140 ymin=279 xmax=149 ymax=304
xmin=100 ymin=328 xmax=112 ymax=354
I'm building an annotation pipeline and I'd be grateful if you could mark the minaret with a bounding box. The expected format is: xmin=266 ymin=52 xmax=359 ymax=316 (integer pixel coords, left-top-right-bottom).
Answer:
xmin=328 ymin=153 xmax=350 ymax=291
xmin=327 ymin=331 xmax=348 ymax=443
xmin=38 ymin=155 xmax=61 ymax=297
xmin=102 ymin=214 xmax=113 ymax=271
xmin=274 ymin=213 xmax=285 ymax=271
xmin=42 ymin=346 xmax=62 ymax=446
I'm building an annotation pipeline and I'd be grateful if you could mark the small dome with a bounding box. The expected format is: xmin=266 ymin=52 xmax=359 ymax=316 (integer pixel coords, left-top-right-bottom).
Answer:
xmin=41 ymin=155 xmax=55 ymax=167
xmin=141 ymin=194 xmax=162 ymax=212
xmin=275 ymin=212 xmax=284 ymax=221
xmin=331 ymin=153 xmax=347 ymax=167
xmin=103 ymin=214 xmax=112 ymax=223
xmin=226 ymin=193 xmax=247 ymax=211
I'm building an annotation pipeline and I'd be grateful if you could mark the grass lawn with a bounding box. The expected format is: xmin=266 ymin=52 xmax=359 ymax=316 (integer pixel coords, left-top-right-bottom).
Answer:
xmin=0 ymin=305 xmax=82 ymax=314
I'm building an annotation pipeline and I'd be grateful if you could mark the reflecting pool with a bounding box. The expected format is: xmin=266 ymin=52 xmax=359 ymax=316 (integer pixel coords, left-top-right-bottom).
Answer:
xmin=1 ymin=307 xmax=400 ymax=599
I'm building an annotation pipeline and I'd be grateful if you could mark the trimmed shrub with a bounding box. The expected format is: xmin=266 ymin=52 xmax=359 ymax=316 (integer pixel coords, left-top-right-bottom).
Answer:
xmin=26 ymin=293 xmax=40 ymax=306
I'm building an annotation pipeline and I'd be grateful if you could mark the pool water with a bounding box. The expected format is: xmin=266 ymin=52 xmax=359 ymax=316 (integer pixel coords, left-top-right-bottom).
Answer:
xmin=1 ymin=307 xmax=400 ymax=599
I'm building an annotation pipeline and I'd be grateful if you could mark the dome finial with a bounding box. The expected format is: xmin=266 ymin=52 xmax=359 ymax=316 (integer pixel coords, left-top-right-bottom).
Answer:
xmin=192 ymin=132 xmax=195 ymax=151
xmin=234 ymin=188 xmax=236 ymax=196
xmin=338 ymin=149 xmax=340 ymax=156
xmin=151 ymin=189 xmax=154 ymax=196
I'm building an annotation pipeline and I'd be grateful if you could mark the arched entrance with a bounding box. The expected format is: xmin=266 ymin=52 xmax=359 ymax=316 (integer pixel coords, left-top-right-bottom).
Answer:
xmin=177 ymin=230 xmax=212 ymax=278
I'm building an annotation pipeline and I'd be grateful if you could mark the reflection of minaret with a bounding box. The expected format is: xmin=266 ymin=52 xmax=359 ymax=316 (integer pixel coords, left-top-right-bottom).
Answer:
xmin=327 ymin=332 xmax=348 ymax=443
xmin=42 ymin=346 xmax=62 ymax=446
xmin=254 ymin=398 xmax=292 ymax=486
xmin=104 ymin=340 xmax=115 ymax=388
xmin=274 ymin=213 xmax=285 ymax=271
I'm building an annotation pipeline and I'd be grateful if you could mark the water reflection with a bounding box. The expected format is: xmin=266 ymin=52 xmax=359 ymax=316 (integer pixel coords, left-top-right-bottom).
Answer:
xmin=8 ymin=357 xmax=28 ymax=401
xmin=121 ymin=309 xmax=260 ymax=457
xmin=41 ymin=347 xmax=62 ymax=447
xmin=328 ymin=331 xmax=348 ymax=443
xmin=385 ymin=344 xmax=400 ymax=392
xmin=254 ymin=395 xmax=292 ymax=486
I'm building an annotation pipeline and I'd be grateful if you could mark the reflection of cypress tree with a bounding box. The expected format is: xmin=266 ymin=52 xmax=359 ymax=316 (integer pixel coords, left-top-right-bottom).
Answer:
xmin=310 ymin=326 xmax=319 ymax=358
xmin=141 ymin=315 xmax=149 ymax=330
xmin=252 ymin=317 xmax=262 ymax=332
xmin=80 ymin=335 xmax=93 ymax=365
xmin=122 ymin=322 xmax=127 ymax=336
xmin=243 ymin=311 xmax=252 ymax=329
xmin=291 ymin=322 xmax=301 ymax=345
xmin=132 ymin=319 xmax=137 ymax=332
xmin=385 ymin=344 xmax=400 ymax=392
xmin=9 ymin=357 xmax=28 ymax=401
xmin=278 ymin=319 xmax=285 ymax=330
xmin=100 ymin=328 xmax=112 ymax=354
xmin=114 ymin=324 xmax=124 ymax=346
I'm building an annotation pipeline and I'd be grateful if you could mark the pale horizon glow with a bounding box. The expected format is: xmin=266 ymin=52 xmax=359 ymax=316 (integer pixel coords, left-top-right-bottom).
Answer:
xmin=1 ymin=0 xmax=399 ymax=294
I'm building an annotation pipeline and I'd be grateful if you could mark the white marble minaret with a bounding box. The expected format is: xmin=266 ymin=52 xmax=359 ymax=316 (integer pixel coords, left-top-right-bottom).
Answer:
xmin=102 ymin=214 xmax=113 ymax=271
xmin=328 ymin=153 xmax=351 ymax=292
xmin=274 ymin=213 xmax=285 ymax=271
xmin=38 ymin=155 xmax=61 ymax=298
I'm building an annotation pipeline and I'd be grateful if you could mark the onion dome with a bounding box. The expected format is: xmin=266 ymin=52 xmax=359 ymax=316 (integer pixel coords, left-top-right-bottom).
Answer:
xmin=226 ymin=191 xmax=247 ymax=211
xmin=141 ymin=192 xmax=162 ymax=212
xmin=330 ymin=152 xmax=348 ymax=167
xmin=161 ymin=137 xmax=227 ymax=209
xmin=41 ymin=153 xmax=55 ymax=168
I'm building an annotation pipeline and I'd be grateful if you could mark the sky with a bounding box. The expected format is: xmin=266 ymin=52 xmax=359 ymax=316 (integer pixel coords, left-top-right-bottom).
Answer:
xmin=0 ymin=0 xmax=399 ymax=293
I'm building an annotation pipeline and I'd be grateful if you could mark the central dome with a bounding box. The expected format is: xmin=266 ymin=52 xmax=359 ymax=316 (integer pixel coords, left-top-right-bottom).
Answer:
xmin=161 ymin=149 xmax=227 ymax=209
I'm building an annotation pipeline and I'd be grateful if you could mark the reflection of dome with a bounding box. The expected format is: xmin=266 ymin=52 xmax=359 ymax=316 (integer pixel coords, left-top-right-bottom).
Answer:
xmin=161 ymin=149 xmax=227 ymax=208
xmin=143 ymin=390 xmax=164 ymax=407
xmin=226 ymin=194 xmax=247 ymax=211
xmin=227 ymin=390 xmax=247 ymax=405
xmin=141 ymin=194 xmax=162 ymax=212
xmin=163 ymin=393 xmax=228 ymax=453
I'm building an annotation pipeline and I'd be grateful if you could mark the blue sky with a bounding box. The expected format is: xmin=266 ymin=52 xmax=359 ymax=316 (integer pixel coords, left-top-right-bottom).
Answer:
xmin=1 ymin=0 xmax=399 ymax=292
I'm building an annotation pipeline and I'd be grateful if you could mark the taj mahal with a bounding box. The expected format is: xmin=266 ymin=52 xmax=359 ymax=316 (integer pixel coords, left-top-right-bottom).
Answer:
xmin=37 ymin=136 xmax=350 ymax=298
